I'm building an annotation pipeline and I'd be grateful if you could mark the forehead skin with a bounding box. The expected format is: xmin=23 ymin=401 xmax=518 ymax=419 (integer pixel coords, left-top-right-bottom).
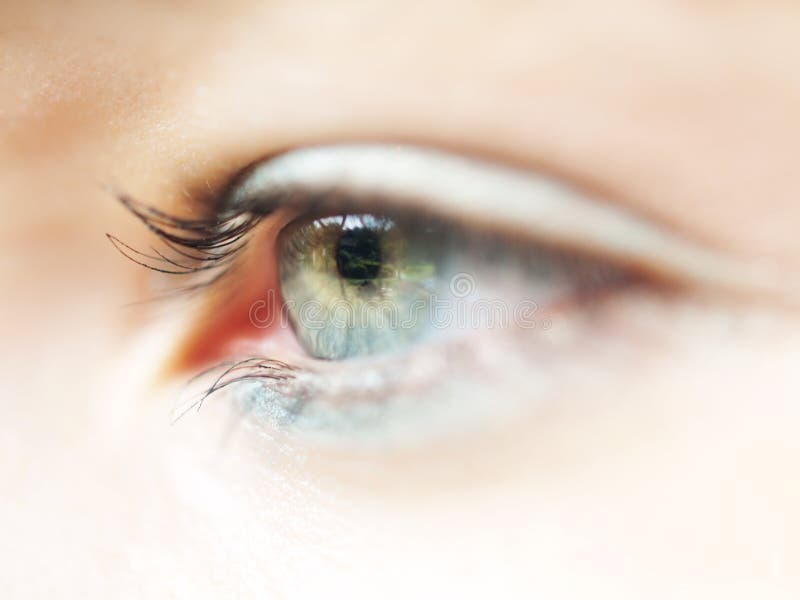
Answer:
xmin=1 ymin=0 xmax=799 ymax=265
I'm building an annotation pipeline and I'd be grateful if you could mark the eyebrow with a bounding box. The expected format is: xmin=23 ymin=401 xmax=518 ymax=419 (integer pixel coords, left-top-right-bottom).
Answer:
xmin=226 ymin=143 xmax=794 ymax=302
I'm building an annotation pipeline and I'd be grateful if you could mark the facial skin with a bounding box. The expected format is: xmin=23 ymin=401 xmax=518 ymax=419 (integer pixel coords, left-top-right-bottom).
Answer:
xmin=1 ymin=1 xmax=799 ymax=598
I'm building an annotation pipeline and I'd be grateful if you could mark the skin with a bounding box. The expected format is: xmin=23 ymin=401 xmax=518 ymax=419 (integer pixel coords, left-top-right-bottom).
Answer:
xmin=1 ymin=1 xmax=799 ymax=598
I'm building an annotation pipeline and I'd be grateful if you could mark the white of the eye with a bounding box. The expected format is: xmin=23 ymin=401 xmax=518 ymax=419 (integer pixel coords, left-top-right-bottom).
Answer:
xmin=234 ymin=143 xmax=791 ymax=300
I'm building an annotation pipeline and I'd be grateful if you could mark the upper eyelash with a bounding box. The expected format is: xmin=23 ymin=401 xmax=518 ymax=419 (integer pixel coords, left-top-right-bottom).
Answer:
xmin=107 ymin=192 xmax=265 ymax=296
xmin=106 ymin=186 xmax=405 ymax=298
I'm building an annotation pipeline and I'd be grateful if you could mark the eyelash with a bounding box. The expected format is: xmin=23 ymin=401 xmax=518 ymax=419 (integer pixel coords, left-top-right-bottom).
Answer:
xmin=108 ymin=192 xmax=323 ymax=424
xmin=108 ymin=169 xmax=651 ymax=434
xmin=106 ymin=190 xmax=488 ymax=429
xmin=107 ymin=193 xmax=264 ymax=296
xmin=173 ymin=357 xmax=301 ymax=424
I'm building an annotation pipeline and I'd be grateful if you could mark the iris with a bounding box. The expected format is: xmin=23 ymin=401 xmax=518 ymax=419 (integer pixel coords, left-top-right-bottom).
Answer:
xmin=278 ymin=214 xmax=440 ymax=359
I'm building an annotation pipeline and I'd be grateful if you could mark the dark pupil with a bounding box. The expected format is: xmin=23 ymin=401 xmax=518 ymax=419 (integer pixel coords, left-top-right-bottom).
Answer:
xmin=336 ymin=227 xmax=383 ymax=282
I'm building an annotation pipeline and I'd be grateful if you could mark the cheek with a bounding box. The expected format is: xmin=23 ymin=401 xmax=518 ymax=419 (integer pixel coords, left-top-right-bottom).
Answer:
xmin=241 ymin=308 xmax=798 ymax=596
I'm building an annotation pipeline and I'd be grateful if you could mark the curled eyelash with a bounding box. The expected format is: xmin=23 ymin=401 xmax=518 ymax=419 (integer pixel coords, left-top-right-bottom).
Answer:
xmin=106 ymin=193 xmax=316 ymax=422
xmin=107 ymin=193 xmax=263 ymax=295
xmin=169 ymin=354 xmax=395 ymax=433
xmin=172 ymin=357 xmax=302 ymax=424
xmin=171 ymin=336 xmax=469 ymax=432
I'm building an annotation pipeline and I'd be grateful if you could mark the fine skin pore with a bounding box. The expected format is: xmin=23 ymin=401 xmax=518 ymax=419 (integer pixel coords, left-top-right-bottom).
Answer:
xmin=1 ymin=1 xmax=800 ymax=598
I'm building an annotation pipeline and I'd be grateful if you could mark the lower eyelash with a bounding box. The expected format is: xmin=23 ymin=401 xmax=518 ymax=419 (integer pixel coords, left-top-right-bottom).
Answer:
xmin=171 ymin=342 xmax=459 ymax=430
xmin=172 ymin=357 xmax=301 ymax=423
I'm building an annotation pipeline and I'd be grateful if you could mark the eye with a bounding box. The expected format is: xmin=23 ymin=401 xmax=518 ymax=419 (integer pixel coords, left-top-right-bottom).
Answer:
xmin=277 ymin=207 xmax=629 ymax=362
xmin=112 ymin=144 xmax=764 ymax=441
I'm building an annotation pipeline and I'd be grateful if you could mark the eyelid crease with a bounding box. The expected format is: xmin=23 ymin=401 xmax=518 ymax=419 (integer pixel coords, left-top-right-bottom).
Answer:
xmin=227 ymin=144 xmax=795 ymax=304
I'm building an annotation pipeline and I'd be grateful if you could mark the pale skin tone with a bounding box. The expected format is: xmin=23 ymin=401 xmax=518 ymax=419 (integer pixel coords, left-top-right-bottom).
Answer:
xmin=1 ymin=1 xmax=799 ymax=598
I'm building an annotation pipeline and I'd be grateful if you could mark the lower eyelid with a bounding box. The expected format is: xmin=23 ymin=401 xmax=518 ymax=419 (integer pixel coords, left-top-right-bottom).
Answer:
xmin=171 ymin=274 xmax=646 ymax=438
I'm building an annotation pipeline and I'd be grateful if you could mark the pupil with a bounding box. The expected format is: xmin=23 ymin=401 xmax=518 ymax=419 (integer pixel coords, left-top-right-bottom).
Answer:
xmin=336 ymin=227 xmax=382 ymax=282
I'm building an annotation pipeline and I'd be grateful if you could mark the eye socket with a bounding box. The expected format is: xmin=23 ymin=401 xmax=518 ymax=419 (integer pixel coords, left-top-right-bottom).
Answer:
xmin=113 ymin=143 xmax=774 ymax=439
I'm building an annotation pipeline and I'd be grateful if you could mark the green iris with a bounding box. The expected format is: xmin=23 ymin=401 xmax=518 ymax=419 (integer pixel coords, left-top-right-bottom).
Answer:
xmin=278 ymin=214 xmax=441 ymax=359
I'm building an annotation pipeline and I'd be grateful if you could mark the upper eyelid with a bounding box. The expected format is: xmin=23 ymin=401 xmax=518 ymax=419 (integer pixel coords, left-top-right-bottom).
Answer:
xmin=224 ymin=143 xmax=793 ymax=302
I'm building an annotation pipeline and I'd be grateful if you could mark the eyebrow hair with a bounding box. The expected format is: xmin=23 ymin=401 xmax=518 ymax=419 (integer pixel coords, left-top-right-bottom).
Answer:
xmin=225 ymin=143 xmax=795 ymax=303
